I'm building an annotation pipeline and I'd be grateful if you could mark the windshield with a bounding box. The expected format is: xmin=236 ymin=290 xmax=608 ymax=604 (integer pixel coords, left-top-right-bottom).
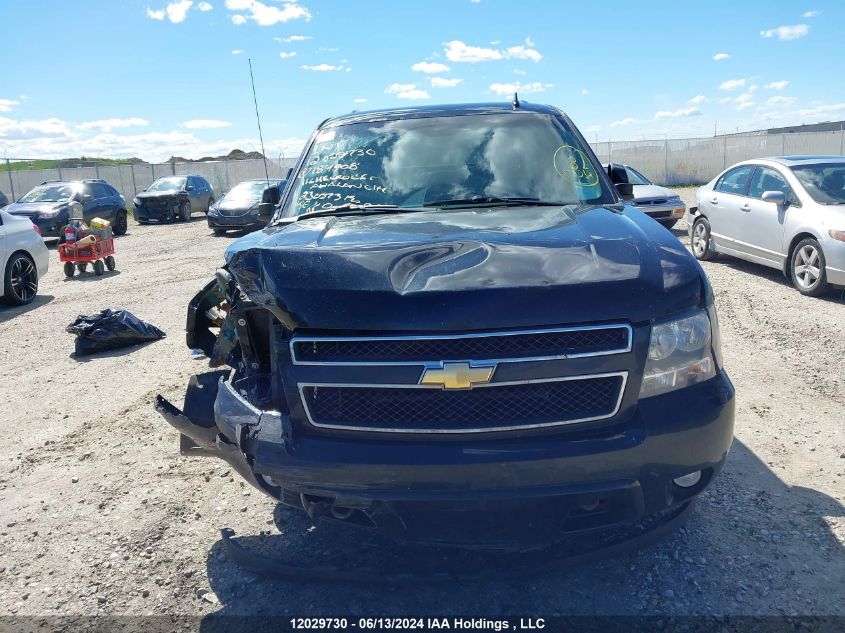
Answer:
xmin=281 ymin=112 xmax=614 ymax=217
xmin=625 ymin=166 xmax=652 ymax=186
xmin=147 ymin=177 xmax=186 ymax=192
xmin=791 ymin=163 xmax=845 ymax=205
xmin=20 ymin=184 xmax=75 ymax=203
xmin=223 ymin=181 xmax=269 ymax=203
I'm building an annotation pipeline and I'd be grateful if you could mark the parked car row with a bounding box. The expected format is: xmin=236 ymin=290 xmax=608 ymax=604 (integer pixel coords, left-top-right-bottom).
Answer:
xmin=1 ymin=174 xmax=288 ymax=306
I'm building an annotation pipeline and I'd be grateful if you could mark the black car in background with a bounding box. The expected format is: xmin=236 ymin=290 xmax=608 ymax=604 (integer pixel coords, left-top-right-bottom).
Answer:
xmin=207 ymin=178 xmax=286 ymax=235
xmin=133 ymin=175 xmax=214 ymax=224
xmin=4 ymin=179 xmax=128 ymax=238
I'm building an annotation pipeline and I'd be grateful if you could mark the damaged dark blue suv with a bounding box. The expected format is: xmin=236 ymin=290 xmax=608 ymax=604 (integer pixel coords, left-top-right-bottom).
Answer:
xmin=156 ymin=103 xmax=734 ymax=554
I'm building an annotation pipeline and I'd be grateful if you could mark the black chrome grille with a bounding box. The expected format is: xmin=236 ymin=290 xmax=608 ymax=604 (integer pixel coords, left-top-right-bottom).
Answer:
xmin=300 ymin=374 xmax=625 ymax=433
xmin=292 ymin=326 xmax=630 ymax=364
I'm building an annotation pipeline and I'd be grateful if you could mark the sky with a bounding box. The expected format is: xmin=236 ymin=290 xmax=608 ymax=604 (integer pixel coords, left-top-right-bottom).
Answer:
xmin=2 ymin=0 xmax=844 ymax=162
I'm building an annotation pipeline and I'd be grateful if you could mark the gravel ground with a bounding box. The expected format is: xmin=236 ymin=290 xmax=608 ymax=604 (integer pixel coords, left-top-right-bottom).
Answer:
xmin=0 ymin=191 xmax=843 ymax=619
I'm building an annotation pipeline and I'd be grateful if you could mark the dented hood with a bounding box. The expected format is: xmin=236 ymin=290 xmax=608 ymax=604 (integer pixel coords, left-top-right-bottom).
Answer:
xmin=224 ymin=205 xmax=704 ymax=331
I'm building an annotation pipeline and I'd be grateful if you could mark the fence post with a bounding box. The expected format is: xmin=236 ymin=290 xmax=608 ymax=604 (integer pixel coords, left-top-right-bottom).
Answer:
xmin=224 ymin=159 xmax=231 ymax=191
xmin=664 ymin=138 xmax=669 ymax=185
xmin=781 ymin=134 xmax=786 ymax=155
xmin=95 ymin=163 xmax=100 ymax=179
xmin=5 ymin=158 xmax=14 ymax=200
xmin=840 ymin=125 xmax=844 ymax=155
xmin=130 ymin=163 xmax=137 ymax=196
xmin=723 ymin=136 xmax=727 ymax=170
xmin=171 ymin=161 xmax=176 ymax=176
xmin=57 ymin=159 xmax=63 ymax=181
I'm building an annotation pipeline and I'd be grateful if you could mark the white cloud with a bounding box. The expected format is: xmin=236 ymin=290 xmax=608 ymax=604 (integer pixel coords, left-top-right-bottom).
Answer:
xmin=803 ymin=10 xmax=821 ymax=17
xmin=353 ymin=98 xmax=367 ymax=103
xmin=719 ymin=78 xmax=747 ymax=91
xmin=77 ymin=118 xmax=150 ymax=132
xmin=504 ymin=45 xmax=541 ymax=63
xmin=717 ymin=97 xmax=733 ymax=104
xmin=444 ymin=39 xmax=542 ymax=63
xmin=231 ymin=49 xmax=243 ymax=54
xmin=411 ymin=61 xmax=451 ymax=74
xmin=0 ymin=99 xmax=20 ymax=113
xmin=225 ymin=0 xmax=311 ymax=26
xmin=146 ymin=7 xmax=165 ymax=19
xmin=764 ymin=80 xmax=789 ymax=90
xmin=654 ymin=106 xmax=702 ymax=120
xmin=166 ymin=0 xmax=194 ymax=23
xmin=280 ymin=34 xmax=312 ymax=42
xmin=279 ymin=51 xmax=297 ymax=59
xmin=488 ymin=81 xmax=553 ymax=96
xmin=0 ymin=116 xmax=72 ymax=140
xmin=609 ymin=117 xmax=640 ymax=128
xmin=688 ymin=95 xmax=707 ymax=105
xmin=760 ymin=24 xmax=809 ymax=40
xmin=765 ymin=95 xmax=798 ymax=107
xmin=430 ymin=77 xmax=462 ymax=88
xmin=181 ymin=119 xmax=232 ymax=129
xmin=301 ymin=63 xmax=345 ymax=72
xmin=196 ymin=1 xmax=212 ymax=9
xmin=712 ymin=52 xmax=730 ymax=61
xmin=384 ymin=83 xmax=430 ymax=100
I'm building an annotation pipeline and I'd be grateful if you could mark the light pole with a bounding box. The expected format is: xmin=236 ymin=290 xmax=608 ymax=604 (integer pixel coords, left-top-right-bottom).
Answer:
xmin=2 ymin=143 xmax=17 ymax=200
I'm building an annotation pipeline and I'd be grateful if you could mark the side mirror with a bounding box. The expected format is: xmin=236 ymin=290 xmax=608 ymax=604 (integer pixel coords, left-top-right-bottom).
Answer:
xmin=257 ymin=202 xmax=275 ymax=221
xmin=607 ymin=163 xmax=629 ymax=185
xmin=81 ymin=194 xmax=93 ymax=202
xmin=285 ymin=168 xmax=293 ymax=179
xmin=186 ymin=185 xmax=194 ymax=191
xmin=761 ymin=190 xmax=786 ymax=206
xmin=615 ymin=182 xmax=635 ymax=200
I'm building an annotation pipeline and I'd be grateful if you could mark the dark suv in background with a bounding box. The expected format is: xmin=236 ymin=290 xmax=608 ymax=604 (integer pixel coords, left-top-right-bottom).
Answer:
xmin=133 ymin=175 xmax=214 ymax=224
xmin=4 ymin=179 xmax=128 ymax=238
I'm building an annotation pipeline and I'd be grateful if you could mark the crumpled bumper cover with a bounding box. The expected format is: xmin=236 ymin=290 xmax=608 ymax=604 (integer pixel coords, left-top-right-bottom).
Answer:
xmin=155 ymin=368 xmax=734 ymax=550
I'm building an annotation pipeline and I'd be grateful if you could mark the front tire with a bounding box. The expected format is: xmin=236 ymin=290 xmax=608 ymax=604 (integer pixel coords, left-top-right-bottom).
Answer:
xmin=790 ymin=238 xmax=828 ymax=297
xmin=659 ymin=218 xmax=678 ymax=230
xmin=205 ymin=197 xmax=214 ymax=215
xmin=113 ymin=210 xmax=128 ymax=236
xmin=179 ymin=201 xmax=192 ymax=222
xmin=691 ymin=217 xmax=717 ymax=261
xmin=4 ymin=253 xmax=39 ymax=305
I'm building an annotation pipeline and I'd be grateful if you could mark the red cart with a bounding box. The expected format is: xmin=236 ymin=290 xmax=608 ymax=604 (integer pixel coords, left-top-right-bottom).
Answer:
xmin=59 ymin=235 xmax=116 ymax=277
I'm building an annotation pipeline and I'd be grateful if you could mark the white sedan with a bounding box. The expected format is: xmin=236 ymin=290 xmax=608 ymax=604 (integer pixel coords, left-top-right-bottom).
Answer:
xmin=0 ymin=208 xmax=49 ymax=306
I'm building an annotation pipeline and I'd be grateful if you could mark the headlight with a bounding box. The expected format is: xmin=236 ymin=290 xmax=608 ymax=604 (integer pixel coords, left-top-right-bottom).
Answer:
xmin=133 ymin=197 xmax=142 ymax=207
xmin=666 ymin=195 xmax=682 ymax=204
xmin=640 ymin=309 xmax=717 ymax=398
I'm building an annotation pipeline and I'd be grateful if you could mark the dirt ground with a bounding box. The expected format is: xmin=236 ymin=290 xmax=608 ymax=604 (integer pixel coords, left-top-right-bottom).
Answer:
xmin=1 ymin=189 xmax=843 ymax=620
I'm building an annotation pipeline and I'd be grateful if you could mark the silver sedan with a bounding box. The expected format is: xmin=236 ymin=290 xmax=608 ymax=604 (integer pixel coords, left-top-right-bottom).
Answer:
xmin=688 ymin=156 xmax=845 ymax=296
xmin=604 ymin=164 xmax=686 ymax=228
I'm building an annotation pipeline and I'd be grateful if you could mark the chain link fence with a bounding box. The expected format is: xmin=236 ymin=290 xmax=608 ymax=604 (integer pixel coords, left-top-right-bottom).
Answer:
xmin=1 ymin=157 xmax=298 ymax=206
xmin=591 ymin=129 xmax=845 ymax=186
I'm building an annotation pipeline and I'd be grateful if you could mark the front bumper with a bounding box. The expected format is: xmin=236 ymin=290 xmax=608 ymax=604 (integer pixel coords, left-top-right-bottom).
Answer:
xmin=134 ymin=204 xmax=177 ymax=222
xmin=636 ymin=202 xmax=686 ymax=223
xmin=32 ymin=215 xmax=67 ymax=238
xmin=157 ymin=369 xmax=734 ymax=548
xmin=207 ymin=212 xmax=264 ymax=231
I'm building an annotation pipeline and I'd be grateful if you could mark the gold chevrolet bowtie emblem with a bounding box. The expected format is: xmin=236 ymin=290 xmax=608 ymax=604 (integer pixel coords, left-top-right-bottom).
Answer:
xmin=420 ymin=362 xmax=495 ymax=390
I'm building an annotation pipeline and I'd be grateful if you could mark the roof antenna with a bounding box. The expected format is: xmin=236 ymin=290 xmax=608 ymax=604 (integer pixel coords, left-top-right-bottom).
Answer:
xmin=248 ymin=58 xmax=271 ymax=185
xmin=512 ymin=92 xmax=520 ymax=110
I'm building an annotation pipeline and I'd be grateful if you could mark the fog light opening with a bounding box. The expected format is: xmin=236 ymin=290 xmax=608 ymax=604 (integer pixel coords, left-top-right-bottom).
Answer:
xmin=673 ymin=470 xmax=702 ymax=488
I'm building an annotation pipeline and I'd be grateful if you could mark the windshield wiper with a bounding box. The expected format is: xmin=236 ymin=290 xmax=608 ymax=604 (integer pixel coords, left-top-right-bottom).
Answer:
xmin=287 ymin=204 xmax=421 ymax=222
xmin=422 ymin=196 xmax=576 ymax=208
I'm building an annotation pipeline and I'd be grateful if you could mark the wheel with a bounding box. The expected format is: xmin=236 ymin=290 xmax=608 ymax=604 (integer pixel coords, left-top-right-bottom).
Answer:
xmin=105 ymin=255 xmax=115 ymax=271
xmin=179 ymin=200 xmax=192 ymax=222
xmin=213 ymin=228 xmax=226 ymax=236
xmin=93 ymin=260 xmax=105 ymax=276
xmin=659 ymin=218 xmax=678 ymax=230
xmin=790 ymin=238 xmax=828 ymax=297
xmin=4 ymin=253 xmax=39 ymax=305
xmin=63 ymin=261 xmax=75 ymax=277
xmin=77 ymin=262 xmax=88 ymax=273
xmin=691 ymin=217 xmax=717 ymax=261
xmin=205 ymin=198 xmax=214 ymax=215
xmin=113 ymin=210 xmax=128 ymax=236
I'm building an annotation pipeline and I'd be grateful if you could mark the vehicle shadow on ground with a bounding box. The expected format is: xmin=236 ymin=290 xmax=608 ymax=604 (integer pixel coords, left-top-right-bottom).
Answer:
xmin=70 ymin=339 xmax=164 ymax=361
xmin=0 ymin=294 xmax=54 ymax=323
xmin=713 ymin=255 xmax=845 ymax=304
xmin=61 ymin=270 xmax=121 ymax=282
xmin=199 ymin=439 xmax=844 ymax=619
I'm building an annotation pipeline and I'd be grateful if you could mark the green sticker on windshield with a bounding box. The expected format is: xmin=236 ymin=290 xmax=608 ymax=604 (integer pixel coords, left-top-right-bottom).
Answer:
xmin=554 ymin=145 xmax=599 ymax=187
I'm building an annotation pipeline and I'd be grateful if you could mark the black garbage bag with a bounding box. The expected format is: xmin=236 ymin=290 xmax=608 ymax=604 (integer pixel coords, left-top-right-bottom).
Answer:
xmin=66 ymin=309 xmax=166 ymax=356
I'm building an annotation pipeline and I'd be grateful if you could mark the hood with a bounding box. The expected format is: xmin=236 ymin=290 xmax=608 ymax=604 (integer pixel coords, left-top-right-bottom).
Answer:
xmin=224 ymin=205 xmax=704 ymax=331
xmin=5 ymin=201 xmax=66 ymax=217
xmin=136 ymin=190 xmax=184 ymax=200
xmin=632 ymin=184 xmax=676 ymax=201
xmin=217 ymin=198 xmax=259 ymax=212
